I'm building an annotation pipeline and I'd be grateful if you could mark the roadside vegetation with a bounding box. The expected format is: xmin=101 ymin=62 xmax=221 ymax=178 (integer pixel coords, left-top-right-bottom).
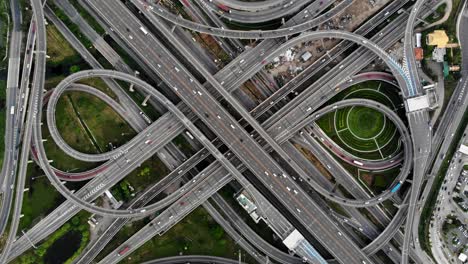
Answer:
xmin=14 ymin=212 xmax=91 ymax=264
xmin=0 ymin=80 xmax=6 ymax=167
xmin=19 ymin=164 xmax=64 ymax=231
xmin=0 ymin=0 xmax=8 ymax=61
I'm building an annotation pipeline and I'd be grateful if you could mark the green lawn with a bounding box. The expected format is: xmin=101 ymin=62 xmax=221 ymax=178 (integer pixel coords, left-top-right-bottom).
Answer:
xmin=0 ymin=0 xmax=8 ymax=60
xmin=337 ymin=129 xmax=380 ymax=153
xmin=19 ymin=164 xmax=64 ymax=231
xmin=69 ymin=91 xmax=136 ymax=152
xmin=42 ymin=93 xmax=100 ymax=172
xmin=119 ymin=155 xmax=170 ymax=194
xmin=46 ymin=25 xmax=79 ymax=65
xmin=375 ymin=122 xmax=397 ymax=147
xmin=316 ymin=82 xmax=403 ymax=160
xmin=346 ymin=106 xmax=385 ymax=139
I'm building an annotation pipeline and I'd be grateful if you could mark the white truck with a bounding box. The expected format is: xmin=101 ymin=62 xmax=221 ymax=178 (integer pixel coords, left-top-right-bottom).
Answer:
xmin=140 ymin=26 xmax=148 ymax=35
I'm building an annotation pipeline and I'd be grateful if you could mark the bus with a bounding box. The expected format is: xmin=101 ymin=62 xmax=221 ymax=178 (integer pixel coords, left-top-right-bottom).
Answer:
xmin=390 ymin=183 xmax=401 ymax=193
xmin=185 ymin=131 xmax=194 ymax=140
xmin=353 ymin=160 xmax=364 ymax=166
xmin=217 ymin=4 xmax=230 ymax=13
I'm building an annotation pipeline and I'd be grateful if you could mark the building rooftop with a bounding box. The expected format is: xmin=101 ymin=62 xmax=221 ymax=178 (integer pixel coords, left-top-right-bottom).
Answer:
xmin=236 ymin=192 xmax=257 ymax=214
xmin=459 ymin=253 xmax=467 ymax=262
xmin=432 ymin=47 xmax=446 ymax=63
xmin=427 ymin=30 xmax=449 ymax=48
xmin=459 ymin=144 xmax=468 ymax=155
xmin=414 ymin=47 xmax=423 ymax=61
xmin=301 ymin=51 xmax=312 ymax=62
xmin=283 ymin=229 xmax=305 ymax=250
xmin=406 ymin=95 xmax=430 ymax=112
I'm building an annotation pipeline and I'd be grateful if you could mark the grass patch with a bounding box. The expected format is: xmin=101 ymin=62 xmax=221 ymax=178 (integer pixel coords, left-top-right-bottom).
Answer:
xmin=46 ymin=25 xmax=78 ymax=65
xmin=118 ymin=155 xmax=170 ymax=195
xmin=42 ymin=92 xmax=100 ymax=172
xmin=69 ymin=91 xmax=136 ymax=152
xmin=19 ymin=164 xmax=64 ymax=231
xmin=0 ymin=0 xmax=9 ymax=61
xmin=346 ymin=106 xmax=385 ymax=139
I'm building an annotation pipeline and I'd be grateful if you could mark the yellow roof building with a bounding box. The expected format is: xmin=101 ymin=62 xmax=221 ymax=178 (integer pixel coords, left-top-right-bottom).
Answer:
xmin=426 ymin=30 xmax=449 ymax=48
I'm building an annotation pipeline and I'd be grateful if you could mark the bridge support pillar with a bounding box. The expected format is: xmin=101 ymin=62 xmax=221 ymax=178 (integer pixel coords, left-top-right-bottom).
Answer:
xmin=142 ymin=94 xmax=151 ymax=106
xmin=129 ymin=71 xmax=140 ymax=92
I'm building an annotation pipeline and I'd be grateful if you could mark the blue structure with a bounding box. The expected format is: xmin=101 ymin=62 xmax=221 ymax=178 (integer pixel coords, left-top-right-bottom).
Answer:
xmin=391 ymin=183 xmax=402 ymax=193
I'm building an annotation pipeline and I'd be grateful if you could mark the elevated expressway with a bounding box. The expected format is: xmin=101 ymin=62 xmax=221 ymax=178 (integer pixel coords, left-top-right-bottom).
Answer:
xmin=3 ymin=1 xmax=434 ymax=262
xmin=202 ymin=0 xmax=319 ymax=24
xmin=8 ymin=3 xmax=432 ymax=262
xmin=300 ymin=72 xmax=404 ymax=171
xmin=0 ymin=0 xmax=23 ymax=237
xmin=91 ymin=0 xmax=432 ymax=262
xmin=401 ymin=0 xmax=437 ymax=262
xmin=34 ymin=1 xmax=374 ymax=262
xmin=51 ymin=1 xmax=416 ymax=262
xmin=133 ymin=0 xmax=423 ymax=207
xmin=148 ymin=0 xmax=354 ymax=39
xmin=10 ymin=0 xmax=428 ymax=262
xmin=35 ymin=67 xmax=353 ymax=264
xmin=0 ymin=0 xmax=46 ymax=262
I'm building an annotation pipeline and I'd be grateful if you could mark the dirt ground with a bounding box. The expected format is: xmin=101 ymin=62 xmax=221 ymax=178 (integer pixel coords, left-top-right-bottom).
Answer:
xmin=269 ymin=0 xmax=392 ymax=80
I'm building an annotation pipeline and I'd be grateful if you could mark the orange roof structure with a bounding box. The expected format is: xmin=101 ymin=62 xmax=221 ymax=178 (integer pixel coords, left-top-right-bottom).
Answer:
xmin=414 ymin=47 xmax=423 ymax=61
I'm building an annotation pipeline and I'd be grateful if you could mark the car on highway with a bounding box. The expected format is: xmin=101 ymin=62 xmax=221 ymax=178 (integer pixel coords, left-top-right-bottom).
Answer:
xmin=117 ymin=246 xmax=130 ymax=256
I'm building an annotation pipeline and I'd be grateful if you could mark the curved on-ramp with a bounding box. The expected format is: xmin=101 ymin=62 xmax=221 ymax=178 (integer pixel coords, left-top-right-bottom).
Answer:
xmin=286 ymin=98 xmax=412 ymax=207
xmin=147 ymin=0 xmax=353 ymax=39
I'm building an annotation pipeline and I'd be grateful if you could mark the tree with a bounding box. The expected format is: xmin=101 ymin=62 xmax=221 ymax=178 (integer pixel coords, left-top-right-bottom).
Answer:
xmin=19 ymin=254 xmax=37 ymax=264
xmin=69 ymin=65 xmax=80 ymax=73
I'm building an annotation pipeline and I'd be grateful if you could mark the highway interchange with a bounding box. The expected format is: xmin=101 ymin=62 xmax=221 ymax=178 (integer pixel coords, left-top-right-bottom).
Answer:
xmin=0 ymin=0 xmax=466 ymax=263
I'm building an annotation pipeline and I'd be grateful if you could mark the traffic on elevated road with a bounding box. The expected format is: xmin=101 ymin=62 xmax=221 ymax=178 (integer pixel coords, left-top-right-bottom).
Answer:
xmin=0 ymin=0 xmax=464 ymax=264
